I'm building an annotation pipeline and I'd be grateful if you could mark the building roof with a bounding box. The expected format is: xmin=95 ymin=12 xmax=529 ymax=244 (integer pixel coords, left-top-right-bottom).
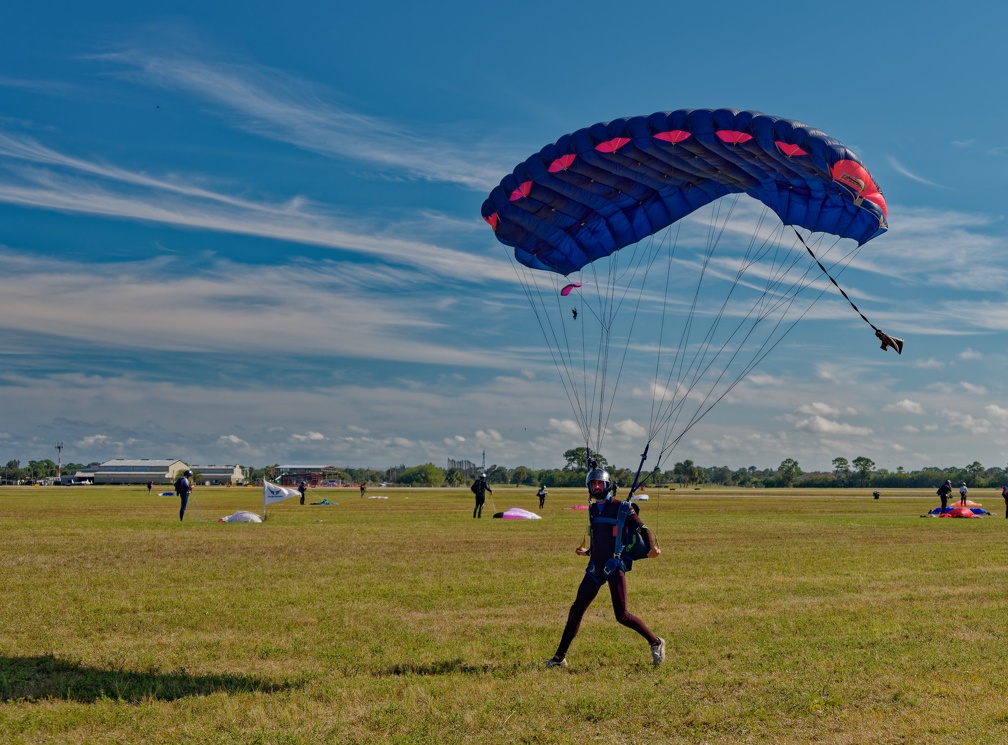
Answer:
xmin=98 ymin=459 xmax=185 ymax=468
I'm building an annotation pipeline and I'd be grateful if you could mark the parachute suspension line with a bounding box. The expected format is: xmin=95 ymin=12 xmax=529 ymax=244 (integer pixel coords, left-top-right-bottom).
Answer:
xmin=578 ymin=230 xmax=666 ymax=456
xmin=651 ymin=226 xmax=882 ymax=468
xmin=649 ymin=221 xmax=680 ymax=432
xmin=596 ymin=230 xmax=669 ymax=462
xmin=651 ymin=219 xmax=809 ymax=463
xmin=506 ymin=255 xmax=591 ymax=439
xmin=648 ymin=211 xmax=840 ymax=472
xmin=791 ymin=227 xmax=904 ymax=354
xmin=649 ymin=196 xmax=743 ymax=454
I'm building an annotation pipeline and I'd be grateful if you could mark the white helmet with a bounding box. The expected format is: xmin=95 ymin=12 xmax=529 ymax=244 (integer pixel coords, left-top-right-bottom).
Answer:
xmin=586 ymin=467 xmax=612 ymax=499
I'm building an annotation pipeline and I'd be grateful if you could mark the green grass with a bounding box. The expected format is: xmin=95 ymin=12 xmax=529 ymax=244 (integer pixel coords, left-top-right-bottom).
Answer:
xmin=2 ymin=484 xmax=1008 ymax=743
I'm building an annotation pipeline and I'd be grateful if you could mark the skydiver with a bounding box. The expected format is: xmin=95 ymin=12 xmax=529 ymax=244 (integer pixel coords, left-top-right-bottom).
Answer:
xmin=571 ymin=308 xmax=577 ymax=320
xmin=471 ymin=472 xmax=493 ymax=518
xmin=175 ymin=469 xmax=193 ymax=521
xmin=936 ymin=479 xmax=953 ymax=513
xmin=546 ymin=467 xmax=664 ymax=669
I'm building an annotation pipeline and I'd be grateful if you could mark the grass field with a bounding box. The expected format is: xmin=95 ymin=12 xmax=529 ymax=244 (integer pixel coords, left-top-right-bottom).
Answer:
xmin=2 ymin=484 xmax=1008 ymax=743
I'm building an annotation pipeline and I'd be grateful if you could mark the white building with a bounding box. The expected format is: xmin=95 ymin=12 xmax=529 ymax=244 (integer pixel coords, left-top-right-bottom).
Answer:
xmin=94 ymin=459 xmax=189 ymax=485
xmin=190 ymin=465 xmax=247 ymax=485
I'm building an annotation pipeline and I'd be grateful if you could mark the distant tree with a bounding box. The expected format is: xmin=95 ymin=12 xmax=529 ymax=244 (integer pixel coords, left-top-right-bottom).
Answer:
xmin=707 ymin=465 xmax=735 ymax=486
xmin=777 ymin=458 xmax=802 ymax=487
xmin=965 ymin=460 xmax=985 ymax=485
xmin=398 ymin=463 xmax=445 ymax=487
xmin=852 ymin=456 xmax=875 ymax=487
xmin=485 ymin=464 xmax=509 ymax=484
xmin=673 ymin=460 xmax=700 ymax=487
xmin=563 ymin=447 xmax=607 ymax=471
xmin=511 ymin=466 xmax=533 ymax=485
xmin=444 ymin=468 xmax=466 ymax=487
xmin=832 ymin=457 xmax=851 ymax=486
xmin=4 ymin=459 xmax=19 ymax=484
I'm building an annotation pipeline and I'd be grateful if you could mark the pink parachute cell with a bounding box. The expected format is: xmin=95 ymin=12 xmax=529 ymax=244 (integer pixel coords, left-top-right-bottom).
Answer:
xmin=560 ymin=283 xmax=581 ymax=296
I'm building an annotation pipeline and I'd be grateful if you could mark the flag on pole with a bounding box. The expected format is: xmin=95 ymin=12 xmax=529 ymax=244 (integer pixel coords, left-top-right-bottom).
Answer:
xmin=264 ymin=480 xmax=300 ymax=509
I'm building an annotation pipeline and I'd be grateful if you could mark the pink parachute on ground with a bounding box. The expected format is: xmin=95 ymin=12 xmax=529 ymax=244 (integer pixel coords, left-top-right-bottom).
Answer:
xmin=938 ymin=505 xmax=982 ymax=519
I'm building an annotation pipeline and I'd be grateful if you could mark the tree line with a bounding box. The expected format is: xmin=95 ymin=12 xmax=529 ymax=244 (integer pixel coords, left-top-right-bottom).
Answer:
xmin=6 ymin=450 xmax=1008 ymax=490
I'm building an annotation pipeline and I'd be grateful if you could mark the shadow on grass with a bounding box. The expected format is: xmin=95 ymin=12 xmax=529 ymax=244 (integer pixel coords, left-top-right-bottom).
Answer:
xmin=1 ymin=655 xmax=296 ymax=703
xmin=385 ymin=657 xmax=493 ymax=676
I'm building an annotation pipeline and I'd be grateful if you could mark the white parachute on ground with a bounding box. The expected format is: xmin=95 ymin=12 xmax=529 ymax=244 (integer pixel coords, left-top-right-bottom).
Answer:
xmin=494 ymin=507 xmax=542 ymax=520
xmin=218 ymin=510 xmax=263 ymax=523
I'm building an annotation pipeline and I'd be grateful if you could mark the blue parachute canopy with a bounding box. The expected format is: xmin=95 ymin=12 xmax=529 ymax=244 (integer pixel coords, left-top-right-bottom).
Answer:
xmin=482 ymin=108 xmax=888 ymax=276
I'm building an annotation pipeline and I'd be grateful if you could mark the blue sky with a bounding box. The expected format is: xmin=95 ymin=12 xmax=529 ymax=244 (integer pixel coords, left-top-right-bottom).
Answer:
xmin=2 ymin=2 xmax=1007 ymax=474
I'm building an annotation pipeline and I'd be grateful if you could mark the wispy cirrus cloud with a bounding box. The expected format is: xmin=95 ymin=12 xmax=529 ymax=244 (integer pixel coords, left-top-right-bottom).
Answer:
xmin=0 ymin=130 xmax=512 ymax=284
xmin=96 ymin=44 xmax=513 ymax=191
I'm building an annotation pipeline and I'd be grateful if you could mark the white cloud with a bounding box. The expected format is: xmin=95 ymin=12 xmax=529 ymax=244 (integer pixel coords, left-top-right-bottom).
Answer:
xmin=291 ymin=431 xmax=325 ymax=442
xmin=218 ymin=434 xmax=250 ymax=448
xmin=884 ymin=399 xmax=924 ymax=415
xmin=794 ymin=415 xmax=873 ymax=437
xmin=985 ymin=404 xmax=1008 ymax=424
xmin=611 ymin=419 xmax=646 ymax=438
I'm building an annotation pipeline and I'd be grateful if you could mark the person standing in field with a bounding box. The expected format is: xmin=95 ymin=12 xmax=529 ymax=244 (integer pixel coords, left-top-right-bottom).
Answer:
xmin=537 ymin=484 xmax=548 ymax=509
xmin=546 ymin=467 xmax=665 ymax=669
xmin=174 ymin=470 xmax=193 ymax=522
xmin=1002 ymin=485 xmax=1008 ymax=519
xmin=471 ymin=472 xmax=492 ymax=518
xmin=298 ymin=480 xmax=307 ymax=505
xmin=936 ymin=479 xmax=953 ymax=513
xmin=360 ymin=482 xmax=367 ymax=498
xmin=959 ymin=482 xmax=969 ymax=506
xmin=147 ymin=480 xmax=153 ymax=496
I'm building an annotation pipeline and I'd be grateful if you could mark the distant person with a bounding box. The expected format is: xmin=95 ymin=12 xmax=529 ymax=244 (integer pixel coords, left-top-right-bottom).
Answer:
xmin=174 ymin=470 xmax=193 ymax=522
xmin=546 ymin=467 xmax=664 ymax=669
xmin=1002 ymin=485 xmax=1008 ymax=519
xmin=471 ymin=473 xmax=493 ymax=518
xmin=959 ymin=482 xmax=969 ymax=506
xmin=146 ymin=480 xmax=153 ymax=496
xmin=298 ymin=480 xmax=307 ymax=505
xmin=537 ymin=484 xmax=548 ymax=509
xmin=936 ymin=479 xmax=953 ymax=513
xmin=360 ymin=482 xmax=367 ymax=498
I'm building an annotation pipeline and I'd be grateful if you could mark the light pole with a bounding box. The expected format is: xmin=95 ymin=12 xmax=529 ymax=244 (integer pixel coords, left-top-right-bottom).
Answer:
xmin=55 ymin=442 xmax=63 ymax=483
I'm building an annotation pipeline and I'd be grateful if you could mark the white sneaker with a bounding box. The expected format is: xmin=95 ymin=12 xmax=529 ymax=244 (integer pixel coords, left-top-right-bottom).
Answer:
xmin=650 ymin=637 xmax=665 ymax=667
xmin=546 ymin=656 xmax=568 ymax=668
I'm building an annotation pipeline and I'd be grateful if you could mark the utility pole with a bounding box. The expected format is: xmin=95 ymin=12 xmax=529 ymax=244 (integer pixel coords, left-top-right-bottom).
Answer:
xmin=55 ymin=442 xmax=64 ymax=483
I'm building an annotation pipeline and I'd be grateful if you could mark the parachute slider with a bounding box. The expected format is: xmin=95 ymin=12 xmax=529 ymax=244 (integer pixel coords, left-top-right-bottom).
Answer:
xmin=875 ymin=329 xmax=904 ymax=355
